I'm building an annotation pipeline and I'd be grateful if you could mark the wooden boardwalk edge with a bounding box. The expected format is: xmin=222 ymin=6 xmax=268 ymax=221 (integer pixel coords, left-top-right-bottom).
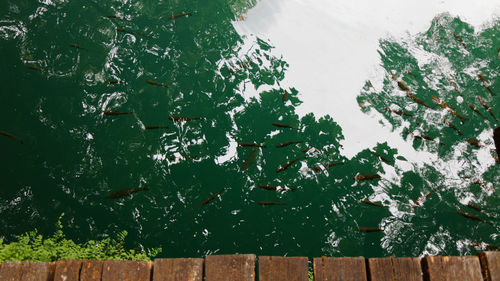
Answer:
xmin=0 ymin=252 xmax=498 ymax=281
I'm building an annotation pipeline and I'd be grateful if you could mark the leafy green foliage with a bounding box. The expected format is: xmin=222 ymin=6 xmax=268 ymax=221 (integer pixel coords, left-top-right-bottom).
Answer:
xmin=0 ymin=214 xmax=161 ymax=262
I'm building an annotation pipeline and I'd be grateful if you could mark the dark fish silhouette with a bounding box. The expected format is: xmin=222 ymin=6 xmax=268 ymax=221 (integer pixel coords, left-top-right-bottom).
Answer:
xmin=0 ymin=131 xmax=23 ymax=144
xmin=146 ymin=80 xmax=168 ymax=88
xmin=107 ymin=186 xmax=148 ymax=199
xmin=276 ymin=157 xmax=304 ymax=173
xmin=456 ymin=210 xmax=492 ymax=225
xmin=242 ymin=147 xmax=258 ymax=171
xmin=276 ymin=141 xmax=303 ymax=148
xmin=100 ymin=110 xmax=131 ymax=116
xmin=494 ymin=126 xmax=500 ymax=157
xmin=168 ymin=116 xmax=202 ymax=122
xmin=145 ymin=126 xmax=168 ymax=130
xmin=354 ymin=174 xmax=380 ymax=181
xmin=361 ymin=199 xmax=382 ymax=207
xmin=282 ymin=90 xmax=288 ymax=102
xmin=69 ymin=43 xmax=85 ymax=50
xmin=312 ymin=162 xmax=343 ymax=173
xmin=477 ymin=96 xmax=498 ymax=121
xmin=272 ymin=122 xmax=298 ymax=130
xmin=238 ymin=142 xmax=266 ymax=148
xmin=26 ymin=65 xmax=42 ymax=71
xmin=358 ymin=227 xmax=383 ymax=233
xmin=104 ymin=80 xmax=120 ymax=84
xmin=200 ymin=189 xmax=224 ymax=206
xmin=168 ymin=13 xmax=192 ymax=20
xmin=478 ymin=72 xmax=495 ymax=96
xmin=257 ymin=201 xmax=285 ymax=206
xmin=466 ymin=102 xmax=485 ymax=118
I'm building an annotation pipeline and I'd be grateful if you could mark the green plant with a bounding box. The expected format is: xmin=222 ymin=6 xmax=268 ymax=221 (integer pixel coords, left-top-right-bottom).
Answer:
xmin=0 ymin=214 xmax=161 ymax=262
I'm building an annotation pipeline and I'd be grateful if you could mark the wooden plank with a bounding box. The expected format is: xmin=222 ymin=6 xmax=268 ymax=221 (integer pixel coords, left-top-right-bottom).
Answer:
xmin=313 ymin=257 xmax=367 ymax=281
xmin=368 ymin=257 xmax=422 ymax=281
xmin=205 ymin=254 xmax=256 ymax=281
xmin=153 ymin=258 xmax=204 ymax=281
xmin=54 ymin=260 xmax=83 ymax=281
xmin=80 ymin=260 xmax=104 ymax=281
xmin=259 ymin=256 xmax=308 ymax=281
xmin=21 ymin=262 xmax=56 ymax=281
xmin=479 ymin=252 xmax=500 ymax=281
xmin=423 ymin=256 xmax=483 ymax=281
xmin=102 ymin=260 xmax=152 ymax=281
xmin=0 ymin=262 xmax=23 ymax=281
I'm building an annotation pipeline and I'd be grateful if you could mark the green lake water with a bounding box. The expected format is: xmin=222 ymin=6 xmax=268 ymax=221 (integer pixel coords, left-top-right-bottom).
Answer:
xmin=0 ymin=0 xmax=499 ymax=258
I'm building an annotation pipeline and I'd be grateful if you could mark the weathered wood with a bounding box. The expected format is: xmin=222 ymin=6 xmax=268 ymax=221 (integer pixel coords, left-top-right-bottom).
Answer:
xmin=313 ymin=257 xmax=367 ymax=281
xmin=102 ymin=260 xmax=152 ymax=281
xmin=80 ymin=261 xmax=104 ymax=281
xmin=423 ymin=256 xmax=483 ymax=281
xmin=205 ymin=254 xmax=256 ymax=281
xmin=259 ymin=256 xmax=308 ymax=281
xmin=479 ymin=251 xmax=500 ymax=281
xmin=54 ymin=260 xmax=83 ymax=281
xmin=0 ymin=262 xmax=23 ymax=281
xmin=368 ymin=257 xmax=422 ymax=281
xmin=21 ymin=262 xmax=55 ymax=281
xmin=153 ymin=258 xmax=204 ymax=281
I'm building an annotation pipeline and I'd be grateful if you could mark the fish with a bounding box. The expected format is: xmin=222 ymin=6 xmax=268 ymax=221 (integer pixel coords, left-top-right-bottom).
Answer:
xmin=145 ymin=126 xmax=168 ymax=130
xmin=242 ymin=147 xmax=258 ymax=171
xmin=494 ymin=126 xmax=500 ymax=157
xmin=257 ymin=201 xmax=285 ymax=206
xmin=354 ymin=174 xmax=381 ymax=181
xmin=466 ymin=102 xmax=486 ymax=119
xmin=312 ymin=162 xmax=343 ymax=173
xmin=107 ymin=186 xmax=148 ymax=199
xmin=168 ymin=116 xmax=202 ymax=122
xmin=168 ymin=13 xmax=192 ymax=20
xmin=100 ymin=110 xmax=131 ymax=116
xmin=258 ymin=184 xmax=278 ymax=191
xmin=456 ymin=210 xmax=492 ymax=225
xmin=370 ymin=151 xmax=390 ymax=163
xmin=469 ymin=241 xmax=500 ymax=251
xmin=0 ymin=131 xmax=23 ymax=144
xmin=276 ymin=157 xmax=304 ymax=173
xmin=26 ymin=65 xmax=42 ymax=71
xmin=272 ymin=122 xmax=298 ymax=130
xmin=282 ymin=90 xmax=288 ymax=102
xmin=237 ymin=142 xmax=266 ymax=148
xmin=466 ymin=139 xmax=481 ymax=148
xmin=442 ymin=119 xmax=462 ymax=135
xmin=146 ymin=80 xmax=168 ymax=88
xmin=478 ymin=72 xmax=495 ymax=96
xmin=431 ymin=96 xmax=468 ymax=122
xmin=477 ymin=96 xmax=498 ymax=121
xmin=412 ymin=189 xmax=436 ymax=207
xmin=276 ymin=141 xmax=303 ymax=148
xmin=358 ymin=227 xmax=383 ymax=233
xmin=69 ymin=43 xmax=85 ymax=50
xmin=104 ymin=80 xmax=120 ymax=84
xmin=384 ymin=107 xmax=413 ymax=117
xmin=406 ymin=92 xmax=433 ymax=109
xmin=361 ymin=200 xmax=382 ymax=207
xmin=452 ymin=32 xmax=468 ymax=50
xmin=200 ymin=189 xmax=224 ymax=206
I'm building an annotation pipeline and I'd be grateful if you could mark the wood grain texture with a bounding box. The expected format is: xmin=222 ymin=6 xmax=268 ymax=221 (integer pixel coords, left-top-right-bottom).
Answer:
xmin=423 ymin=256 xmax=483 ymax=281
xmin=313 ymin=257 xmax=367 ymax=281
xmin=153 ymin=258 xmax=204 ymax=281
xmin=21 ymin=262 xmax=55 ymax=281
xmin=259 ymin=256 xmax=308 ymax=281
xmin=54 ymin=260 xmax=83 ymax=281
xmin=205 ymin=254 xmax=256 ymax=281
xmin=368 ymin=257 xmax=422 ymax=281
xmin=80 ymin=260 xmax=104 ymax=281
xmin=479 ymin=251 xmax=500 ymax=281
xmin=0 ymin=262 xmax=23 ymax=281
xmin=102 ymin=260 xmax=152 ymax=281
